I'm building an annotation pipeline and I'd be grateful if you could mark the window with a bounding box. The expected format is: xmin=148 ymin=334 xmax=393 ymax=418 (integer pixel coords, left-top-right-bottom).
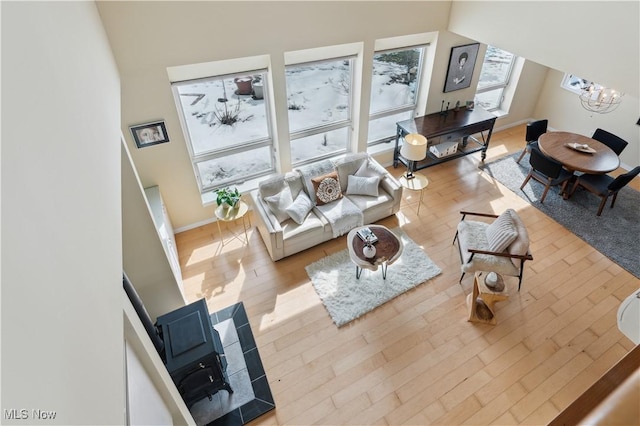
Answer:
xmin=475 ymin=46 xmax=515 ymax=111
xmin=368 ymin=47 xmax=424 ymax=144
xmin=285 ymin=58 xmax=353 ymax=165
xmin=172 ymin=71 xmax=274 ymax=193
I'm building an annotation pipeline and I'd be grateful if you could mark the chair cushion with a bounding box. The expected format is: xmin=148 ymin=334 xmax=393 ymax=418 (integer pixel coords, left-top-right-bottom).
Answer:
xmin=346 ymin=174 xmax=380 ymax=197
xmin=457 ymin=220 xmax=519 ymax=276
xmin=311 ymin=171 xmax=343 ymax=206
xmin=506 ymin=209 xmax=530 ymax=256
xmin=263 ymin=185 xmax=294 ymax=223
xmin=485 ymin=211 xmax=518 ymax=252
xmin=285 ymin=192 xmax=314 ymax=225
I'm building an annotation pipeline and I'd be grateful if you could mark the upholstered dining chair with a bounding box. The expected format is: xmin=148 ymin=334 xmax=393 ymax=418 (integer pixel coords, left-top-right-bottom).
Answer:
xmin=570 ymin=166 xmax=640 ymax=216
xmin=520 ymin=146 xmax=573 ymax=203
xmin=516 ymin=119 xmax=548 ymax=164
xmin=592 ymin=128 xmax=629 ymax=156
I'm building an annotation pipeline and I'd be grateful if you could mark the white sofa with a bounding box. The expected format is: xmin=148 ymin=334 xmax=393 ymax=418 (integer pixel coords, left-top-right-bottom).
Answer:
xmin=249 ymin=153 xmax=402 ymax=261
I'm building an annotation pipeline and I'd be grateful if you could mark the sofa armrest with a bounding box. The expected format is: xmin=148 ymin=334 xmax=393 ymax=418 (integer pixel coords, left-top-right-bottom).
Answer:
xmin=380 ymin=174 xmax=402 ymax=201
xmin=249 ymin=191 xmax=284 ymax=259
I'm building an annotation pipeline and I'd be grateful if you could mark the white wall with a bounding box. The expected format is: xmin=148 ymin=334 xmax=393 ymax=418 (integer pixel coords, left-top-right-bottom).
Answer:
xmin=122 ymin=142 xmax=186 ymax=320
xmin=96 ymin=1 xmax=458 ymax=229
xmin=448 ymin=0 xmax=640 ymax=168
xmin=448 ymin=1 xmax=639 ymax=98
xmin=1 ymin=2 xmax=125 ymax=424
xmin=535 ymin=70 xmax=640 ymax=169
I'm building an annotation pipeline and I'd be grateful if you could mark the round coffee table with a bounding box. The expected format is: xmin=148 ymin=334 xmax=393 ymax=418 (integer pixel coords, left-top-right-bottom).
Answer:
xmin=347 ymin=225 xmax=403 ymax=279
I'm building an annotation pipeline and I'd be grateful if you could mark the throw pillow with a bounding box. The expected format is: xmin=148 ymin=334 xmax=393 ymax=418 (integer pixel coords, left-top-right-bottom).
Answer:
xmin=311 ymin=171 xmax=343 ymax=206
xmin=485 ymin=211 xmax=518 ymax=253
xmin=355 ymin=159 xmax=387 ymax=178
xmin=264 ymin=185 xmax=294 ymax=223
xmin=346 ymin=174 xmax=380 ymax=197
xmin=285 ymin=192 xmax=314 ymax=225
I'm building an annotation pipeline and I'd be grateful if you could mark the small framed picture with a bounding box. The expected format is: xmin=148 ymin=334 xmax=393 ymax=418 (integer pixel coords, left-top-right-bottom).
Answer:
xmin=444 ymin=43 xmax=480 ymax=93
xmin=130 ymin=120 xmax=169 ymax=148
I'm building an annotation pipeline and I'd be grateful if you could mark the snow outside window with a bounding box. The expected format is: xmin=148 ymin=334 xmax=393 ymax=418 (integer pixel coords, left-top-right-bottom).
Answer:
xmin=286 ymin=58 xmax=353 ymax=165
xmin=475 ymin=46 xmax=515 ymax=111
xmin=368 ymin=47 xmax=424 ymax=145
xmin=172 ymin=71 xmax=274 ymax=192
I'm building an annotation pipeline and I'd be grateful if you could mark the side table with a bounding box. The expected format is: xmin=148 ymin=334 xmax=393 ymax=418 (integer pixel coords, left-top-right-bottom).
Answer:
xmin=215 ymin=200 xmax=250 ymax=246
xmin=347 ymin=225 xmax=403 ymax=279
xmin=399 ymin=173 xmax=429 ymax=215
xmin=467 ymin=272 xmax=509 ymax=325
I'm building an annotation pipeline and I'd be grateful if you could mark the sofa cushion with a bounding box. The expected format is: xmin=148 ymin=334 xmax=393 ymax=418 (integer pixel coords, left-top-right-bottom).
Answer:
xmin=485 ymin=211 xmax=518 ymax=252
xmin=296 ymin=159 xmax=335 ymax=204
xmin=311 ymin=171 xmax=343 ymax=206
xmin=285 ymin=192 xmax=314 ymax=225
xmin=264 ymin=185 xmax=294 ymax=223
xmin=355 ymin=158 xmax=387 ymax=178
xmin=334 ymin=153 xmax=369 ymax=192
xmin=346 ymin=174 xmax=380 ymax=197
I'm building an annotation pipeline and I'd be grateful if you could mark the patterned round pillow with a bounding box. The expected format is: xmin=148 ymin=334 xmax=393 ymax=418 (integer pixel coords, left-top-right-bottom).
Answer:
xmin=311 ymin=171 xmax=343 ymax=206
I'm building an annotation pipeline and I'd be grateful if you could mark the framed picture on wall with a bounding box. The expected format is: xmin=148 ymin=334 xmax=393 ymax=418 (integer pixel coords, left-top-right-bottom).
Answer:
xmin=443 ymin=43 xmax=480 ymax=93
xmin=130 ymin=120 xmax=170 ymax=148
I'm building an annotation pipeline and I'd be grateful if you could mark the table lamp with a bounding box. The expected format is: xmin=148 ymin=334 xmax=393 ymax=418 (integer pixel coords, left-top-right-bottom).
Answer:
xmin=400 ymin=133 xmax=427 ymax=179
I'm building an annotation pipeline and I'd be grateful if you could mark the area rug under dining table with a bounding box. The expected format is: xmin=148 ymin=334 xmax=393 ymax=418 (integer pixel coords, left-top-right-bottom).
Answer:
xmin=479 ymin=151 xmax=640 ymax=278
xmin=305 ymin=228 xmax=442 ymax=327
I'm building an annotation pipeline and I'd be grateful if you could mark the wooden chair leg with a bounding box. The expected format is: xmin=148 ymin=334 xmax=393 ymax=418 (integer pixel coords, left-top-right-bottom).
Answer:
xmin=597 ymin=196 xmax=607 ymax=216
xmin=540 ymin=179 xmax=552 ymax=203
xmin=515 ymin=148 xmax=527 ymax=164
xmin=570 ymin=179 xmax=581 ymax=196
xmin=520 ymin=172 xmax=532 ymax=190
xmin=459 ymin=272 xmax=466 ymax=284
xmin=610 ymin=191 xmax=619 ymax=209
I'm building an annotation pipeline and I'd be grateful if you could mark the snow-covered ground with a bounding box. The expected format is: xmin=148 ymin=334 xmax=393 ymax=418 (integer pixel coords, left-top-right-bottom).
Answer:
xmin=175 ymin=48 xmax=508 ymax=188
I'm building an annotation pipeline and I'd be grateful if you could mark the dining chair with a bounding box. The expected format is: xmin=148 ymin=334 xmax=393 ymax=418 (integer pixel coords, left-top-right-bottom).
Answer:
xmin=570 ymin=166 xmax=640 ymax=216
xmin=520 ymin=146 xmax=573 ymax=202
xmin=591 ymin=128 xmax=629 ymax=156
xmin=516 ymin=119 xmax=548 ymax=164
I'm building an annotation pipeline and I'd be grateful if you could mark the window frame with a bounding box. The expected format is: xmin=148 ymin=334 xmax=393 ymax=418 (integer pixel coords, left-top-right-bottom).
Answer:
xmin=474 ymin=46 xmax=516 ymax=112
xmin=367 ymin=45 xmax=426 ymax=146
xmin=171 ymin=69 xmax=275 ymax=193
xmin=285 ymin=56 xmax=356 ymax=166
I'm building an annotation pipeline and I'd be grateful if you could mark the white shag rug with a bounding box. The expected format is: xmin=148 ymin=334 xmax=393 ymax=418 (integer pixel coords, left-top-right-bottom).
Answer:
xmin=305 ymin=228 xmax=442 ymax=327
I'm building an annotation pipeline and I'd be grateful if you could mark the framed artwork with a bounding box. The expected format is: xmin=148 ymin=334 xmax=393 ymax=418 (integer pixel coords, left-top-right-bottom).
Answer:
xmin=443 ymin=43 xmax=480 ymax=93
xmin=130 ymin=120 xmax=169 ymax=148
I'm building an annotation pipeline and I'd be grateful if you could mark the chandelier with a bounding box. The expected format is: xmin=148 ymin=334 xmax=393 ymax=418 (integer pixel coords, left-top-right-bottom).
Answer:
xmin=579 ymin=83 xmax=623 ymax=114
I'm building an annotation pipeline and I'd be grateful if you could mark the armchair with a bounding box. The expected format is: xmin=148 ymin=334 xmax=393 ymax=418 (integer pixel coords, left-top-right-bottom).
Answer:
xmin=453 ymin=209 xmax=533 ymax=291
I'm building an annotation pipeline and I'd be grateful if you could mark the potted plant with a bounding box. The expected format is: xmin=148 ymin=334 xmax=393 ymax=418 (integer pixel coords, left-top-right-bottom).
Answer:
xmin=215 ymin=187 xmax=241 ymax=210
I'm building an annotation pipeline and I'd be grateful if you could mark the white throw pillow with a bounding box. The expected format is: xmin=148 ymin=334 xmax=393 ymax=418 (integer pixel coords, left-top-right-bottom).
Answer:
xmin=355 ymin=159 xmax=387 ymax=178
xmin=485 ymin=211 xmax=518 ymax=252
xmin=285 ymin=192 xmax=314 ymax=225
xmin=264 ymin=186 xmax=293 ymax=223
xmin=346 ymin=174 xmax=380 ymax=197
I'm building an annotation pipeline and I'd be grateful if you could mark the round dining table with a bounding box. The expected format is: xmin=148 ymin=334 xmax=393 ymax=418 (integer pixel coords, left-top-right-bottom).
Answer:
xmin=538 ymin=131 xmax=620 ymax=198
xmin=538 ymin=131 xmax=620 ymax=174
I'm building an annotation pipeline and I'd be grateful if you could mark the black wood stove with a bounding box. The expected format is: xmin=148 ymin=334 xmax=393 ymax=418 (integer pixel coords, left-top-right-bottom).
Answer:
xmin=156 ymin=298 xmax=233 ymax=408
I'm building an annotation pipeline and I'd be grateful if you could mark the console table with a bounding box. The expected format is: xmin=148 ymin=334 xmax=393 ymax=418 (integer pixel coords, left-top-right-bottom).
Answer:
xmin=394 ymin=107 xmax=497 ymax=171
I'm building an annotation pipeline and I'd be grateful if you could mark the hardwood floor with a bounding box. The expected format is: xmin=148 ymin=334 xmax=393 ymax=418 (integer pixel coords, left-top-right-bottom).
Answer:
xmin=176 ymin=124 xmax=639 ymax=425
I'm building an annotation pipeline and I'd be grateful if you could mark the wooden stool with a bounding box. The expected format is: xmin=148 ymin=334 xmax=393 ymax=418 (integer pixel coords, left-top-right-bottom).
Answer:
xmin=467 ymin=272 xmax=509 ymax=325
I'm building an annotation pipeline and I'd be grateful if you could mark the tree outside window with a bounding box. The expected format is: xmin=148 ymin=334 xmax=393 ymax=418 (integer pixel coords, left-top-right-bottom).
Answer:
xmin=368 ymin=47 xmax=424 ymax=145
